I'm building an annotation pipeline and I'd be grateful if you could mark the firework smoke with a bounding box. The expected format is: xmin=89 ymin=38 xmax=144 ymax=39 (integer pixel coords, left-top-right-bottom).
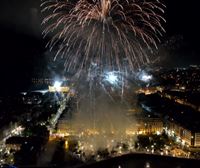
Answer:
xmin=60 ymin=78 xmax=138 ymax=157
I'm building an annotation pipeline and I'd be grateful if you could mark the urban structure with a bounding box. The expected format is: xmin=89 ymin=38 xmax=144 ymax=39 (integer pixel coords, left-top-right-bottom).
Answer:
xmin=0 ymin=66 xmax=200 ymax=167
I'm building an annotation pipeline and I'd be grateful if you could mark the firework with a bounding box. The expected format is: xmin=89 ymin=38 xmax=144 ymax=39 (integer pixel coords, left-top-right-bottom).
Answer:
xmin=41 ymin=0 xmax=166 ymax=73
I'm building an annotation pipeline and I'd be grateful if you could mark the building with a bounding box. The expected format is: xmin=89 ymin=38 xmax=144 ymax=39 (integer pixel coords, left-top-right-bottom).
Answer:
xmin=166 ymin=121 xmax=200 ymax=147
xmin=0 ymin=122 xmax=19 ymax=142
xmin=32 ymin=78 xmax=70 ymax=91
xmin=5 ymin=137 xmax=27 ymax=151
xmin=32 ymin=78 xmax=53 ymax=86
xmin=48 ymin=86 xmax=70 ymax=93
xmin=194 ymin=133 xmax=200 ymax=147
xmin=134 ymin=112 xmax=163 ymax=135
xmin=137 ymin=118 xmax=163 ymax=135
xmin=57 ymin=119 xmax=72 ymax=134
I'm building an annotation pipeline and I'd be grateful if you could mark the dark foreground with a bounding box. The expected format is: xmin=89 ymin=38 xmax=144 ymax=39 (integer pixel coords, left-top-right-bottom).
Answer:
xmin=75 ymin=153 xmax=200 ymax=168
xmin=5 ymin=152 xmax=200 ymax=168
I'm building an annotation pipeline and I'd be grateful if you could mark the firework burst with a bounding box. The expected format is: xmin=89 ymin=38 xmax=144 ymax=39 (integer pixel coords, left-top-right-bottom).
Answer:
xmin=41 ymin=0 xmax=166 ymax=73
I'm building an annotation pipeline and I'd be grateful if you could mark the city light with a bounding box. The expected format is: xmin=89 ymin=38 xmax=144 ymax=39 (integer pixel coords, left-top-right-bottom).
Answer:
xmin=65 ymin=141 xmax=69 ymax=150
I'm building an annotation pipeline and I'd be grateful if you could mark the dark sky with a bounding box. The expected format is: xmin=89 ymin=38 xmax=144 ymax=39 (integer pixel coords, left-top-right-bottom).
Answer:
xmin=0 ymin=0 xmax=199 ymax=93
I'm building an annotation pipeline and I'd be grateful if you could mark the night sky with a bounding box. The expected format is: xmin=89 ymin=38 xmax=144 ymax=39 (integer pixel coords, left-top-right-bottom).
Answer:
xmin=0 ymin=0 xmax=199 ymax=94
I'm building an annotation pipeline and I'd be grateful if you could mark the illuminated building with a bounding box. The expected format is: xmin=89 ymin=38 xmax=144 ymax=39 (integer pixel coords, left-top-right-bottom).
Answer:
xmin=57 ymin=119 xmax=72 ymax=134
xmin=194 ymin=133 xmax=200 ymax=147
xmin=0 ymin=122 xmax=19 ymax=141
xmin=32 ymin=78 xmax=70 ymax=92
xmin=48 ymin=86 xmax=70 ymax=93
xmin=137 ymin=118 xmax=163 ymax=134
xmin=135 ymin=112 xmax=163 ymax=135
xmin=167 ymin=122 xmax=200 ymax=147
xmin=32 ymin=78 xmax=53 ymax=85
xmin=5 ymin=137 xmax=26 ymax=151
xmin=136 ymin=87 xmax=164 ymax=95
